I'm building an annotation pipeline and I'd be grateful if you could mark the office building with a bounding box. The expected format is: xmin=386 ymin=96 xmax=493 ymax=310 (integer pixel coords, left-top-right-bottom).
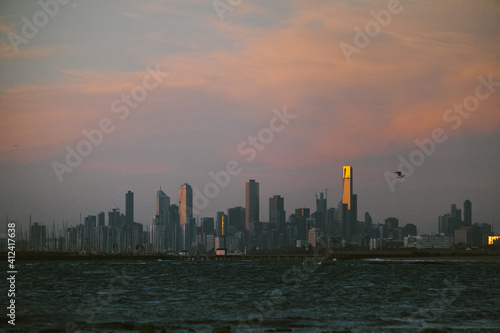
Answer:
xmin=295 ymin=208 xmax=310 ymax=218
xmin=228 ymin=206 xmax=245 ymax=233
xmin=340 ymin=166 xmax=357 ymax=241
xmin=126 ymin=190 xmax=134 ymax=224
xmin=152 ymin=188 xmax=170 ymax=253
xmin=179 ymin=183 xmax=193 ymax=250
xmin=269 ymin=195 xmax=285 ymax=232
xmin=342 ymin=166 xmax=353 ymax=209
xmin=245 ymin=180 xmax=259 ymax=233
xmin=464 ymin=200 xmax=472 ymax=226
xmin=315 ymin=192 xmax=327 ymax=231
xmin=216 ymin=211 xmax=226 ymax=238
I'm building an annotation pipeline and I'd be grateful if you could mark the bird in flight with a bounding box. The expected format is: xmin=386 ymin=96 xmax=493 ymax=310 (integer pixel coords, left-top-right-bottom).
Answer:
xmin=395 ymin=171 xmax=405 ymax=178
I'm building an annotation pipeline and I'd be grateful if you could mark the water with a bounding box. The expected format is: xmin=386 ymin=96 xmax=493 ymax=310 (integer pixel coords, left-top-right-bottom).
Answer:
xmin=5 ymin=259 xmax=500 ymax=332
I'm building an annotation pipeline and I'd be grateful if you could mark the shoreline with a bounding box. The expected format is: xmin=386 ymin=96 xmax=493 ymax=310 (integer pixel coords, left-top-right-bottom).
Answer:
xmin=4 ymin=249 xmax=500 ymax=262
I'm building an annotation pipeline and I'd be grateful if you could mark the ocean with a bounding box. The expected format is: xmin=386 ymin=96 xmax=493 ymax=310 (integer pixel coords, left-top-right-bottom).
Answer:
xmin=5 ymin=259 xmax=500 ymax=332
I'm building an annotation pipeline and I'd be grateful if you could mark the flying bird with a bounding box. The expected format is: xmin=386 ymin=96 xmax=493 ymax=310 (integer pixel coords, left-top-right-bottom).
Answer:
xmin=395 ymin=171 xmax=405 ymax=178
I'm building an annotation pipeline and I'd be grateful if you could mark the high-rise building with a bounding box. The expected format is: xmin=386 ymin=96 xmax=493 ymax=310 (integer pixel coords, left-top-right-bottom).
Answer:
xmin=157 ymin=188 xmax=170 ymax=216
xmin=340 ymin=166 xmax=357 ymax=241
xmin=295 ymin=208 xmax=310 ymax=218
xmin=152 ymin=188 xmax=171 ymax=253
xmin=201 ymin=217 xmax=215 ymax=235
xmin=216 ymin=211 xmax=226 ymax=238
xmin=245 ymin=180 xmax=259 ymax=233
xmin=179 ymin=184 xmax=193 ymax=226
xmin=451 ymin=204 xmax=461 ymax=222
xmin=168 ymin=204 xmax=180 ymax=252
xmin=315 ymin=192 xmax=327 ymax=231
xmin=30 ymin=222 xmax=47 ymax=251
xmin=108 ymin=208 xmax=122 ymax=228
xmin=228 ymin=206 xmax=245 ymax=233
xmin=179 ymin=183 xmax=193 ymax=250
xmin=464 ymin=200 xmax=472 ymax=226
xmin=364 ymin=212 xmax=372 ymax=230
xmin=385 ymin=217 xmax=399 ymax=230
xmin=269 ymin=195 xmax=285 ymax=232
xmin=342 ymin=166 xmax=353 ymax=209
xmin=403 ymin=223 xmax=417 ymax=237
xmin=126 ymin=190 xmax=134 ymax=224
xmin=98 ymin=212 xmax=105 ymax=227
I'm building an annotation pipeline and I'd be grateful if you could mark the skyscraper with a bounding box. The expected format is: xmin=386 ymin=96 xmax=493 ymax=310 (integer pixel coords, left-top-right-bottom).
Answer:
xmin=464 ymin=200 xmax=472 ymax=226
xmin=315 ymin=192 xmax=327 ymax=231
xmin=295 ymin=208 xmax=310 ymax=218
xmin=364 ymin=212 xmax=372 ymax=230
xmin=125 ymin=190 xmax=134 ymax=224
xmin=451 ymin=204 xmax=462 ymax=222
xmin=269 ymin=195 xmax=285 ymax=232
xmin=340 ymin=166 xmax=357 ymax=241
xmin=228 ymin=206 xmax=245 ymax=233
xmin=342 ymin=166 xmax=353 ymax=209
xmin=179 ymin=184 xmax=193 ymax=227
xmin=152 ymin=188 xmax=170 ymax=253
xmin=157 ymin=188 xmax=170 ymax=216
xmin=216 ymin=211 xmax=226 ymax=238
xmin=97 ymin=212 xmax=105 ymax=227
xmin=179 ymin=183 xmax=193 ymax=251
xmin=245 ymin=180 xmax=259 ymax=233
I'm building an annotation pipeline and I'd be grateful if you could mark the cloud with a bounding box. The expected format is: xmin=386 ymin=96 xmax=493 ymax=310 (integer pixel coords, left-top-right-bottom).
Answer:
xmin=0 ymin=43 xmax=70 ymax=60
xmin=1 ymin=0 xmax=499 ymax=173
xmin=141 ymin=0 xmax=499 ymax=172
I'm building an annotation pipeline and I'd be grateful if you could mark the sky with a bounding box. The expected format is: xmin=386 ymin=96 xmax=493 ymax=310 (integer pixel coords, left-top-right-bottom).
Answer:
xmin=1 ymin=0 xmax=499 ymax=236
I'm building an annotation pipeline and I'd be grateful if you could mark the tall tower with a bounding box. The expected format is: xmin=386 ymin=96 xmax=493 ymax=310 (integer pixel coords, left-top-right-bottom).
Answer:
xmin=341 ymin=166 xmax=358 ymax=241
xmin=152 ymin=188 xmax=170 ymax=253
xmin=157 ymin=189 xmax=170 ymax=217
xmin=315 ymin=192 xmax=327 ymax=231
xmin=179 ymin=184 xmax=193 ymax=227
xmin=179 ymin=183 xmax=193 ymax=251
xmin=269 ymin=195 xmax=285 ymax=232
xmin=245 ymin=180 xmax=259 ymax=232
xmin=464 ymin=200 xmax=472 ymax=226
xmin=125 ymin=190 xmax=134 ymax=224
xmin=342 ymin=166 xmax=353 ymax=209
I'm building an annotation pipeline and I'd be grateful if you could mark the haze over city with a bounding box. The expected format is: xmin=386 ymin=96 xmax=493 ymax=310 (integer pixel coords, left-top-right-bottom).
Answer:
xmin=1 ymin=1 xmax=499 ymax=235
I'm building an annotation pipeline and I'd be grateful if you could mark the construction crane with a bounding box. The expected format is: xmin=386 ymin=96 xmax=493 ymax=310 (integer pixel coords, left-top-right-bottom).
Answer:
xmin=111 ymin=196 xmax=120 ymax=211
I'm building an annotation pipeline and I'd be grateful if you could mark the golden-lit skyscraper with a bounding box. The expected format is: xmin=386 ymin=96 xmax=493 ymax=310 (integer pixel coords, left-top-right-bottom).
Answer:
xmin=342 ymin=166 xmax=353 ymax=209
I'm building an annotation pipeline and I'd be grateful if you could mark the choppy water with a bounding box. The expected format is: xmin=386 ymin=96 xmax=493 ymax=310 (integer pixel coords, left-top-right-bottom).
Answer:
xmin=5 ymin=259 xmax=500 ymax=332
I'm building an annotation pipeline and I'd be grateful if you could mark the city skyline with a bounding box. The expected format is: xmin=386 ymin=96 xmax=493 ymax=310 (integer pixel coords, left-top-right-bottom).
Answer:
xmin=4 ymin=172 xmax=492 ymax=240
xmin=1 ymin=1 xmax=499 ymax=235
xmin=5 ymin=171 xmax=494 ymax=254
xmin=1 ymin=163 xmax=498 ymax=237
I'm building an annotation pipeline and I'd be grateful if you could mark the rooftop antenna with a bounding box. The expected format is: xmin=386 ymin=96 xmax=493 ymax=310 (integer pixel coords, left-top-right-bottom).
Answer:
xmin=325 ymin=189 xmax=328 ymax=199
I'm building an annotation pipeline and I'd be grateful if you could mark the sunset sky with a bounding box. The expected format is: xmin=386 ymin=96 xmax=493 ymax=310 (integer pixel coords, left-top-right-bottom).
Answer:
xmin=1 ymin=0 xmax=499 ymax=235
